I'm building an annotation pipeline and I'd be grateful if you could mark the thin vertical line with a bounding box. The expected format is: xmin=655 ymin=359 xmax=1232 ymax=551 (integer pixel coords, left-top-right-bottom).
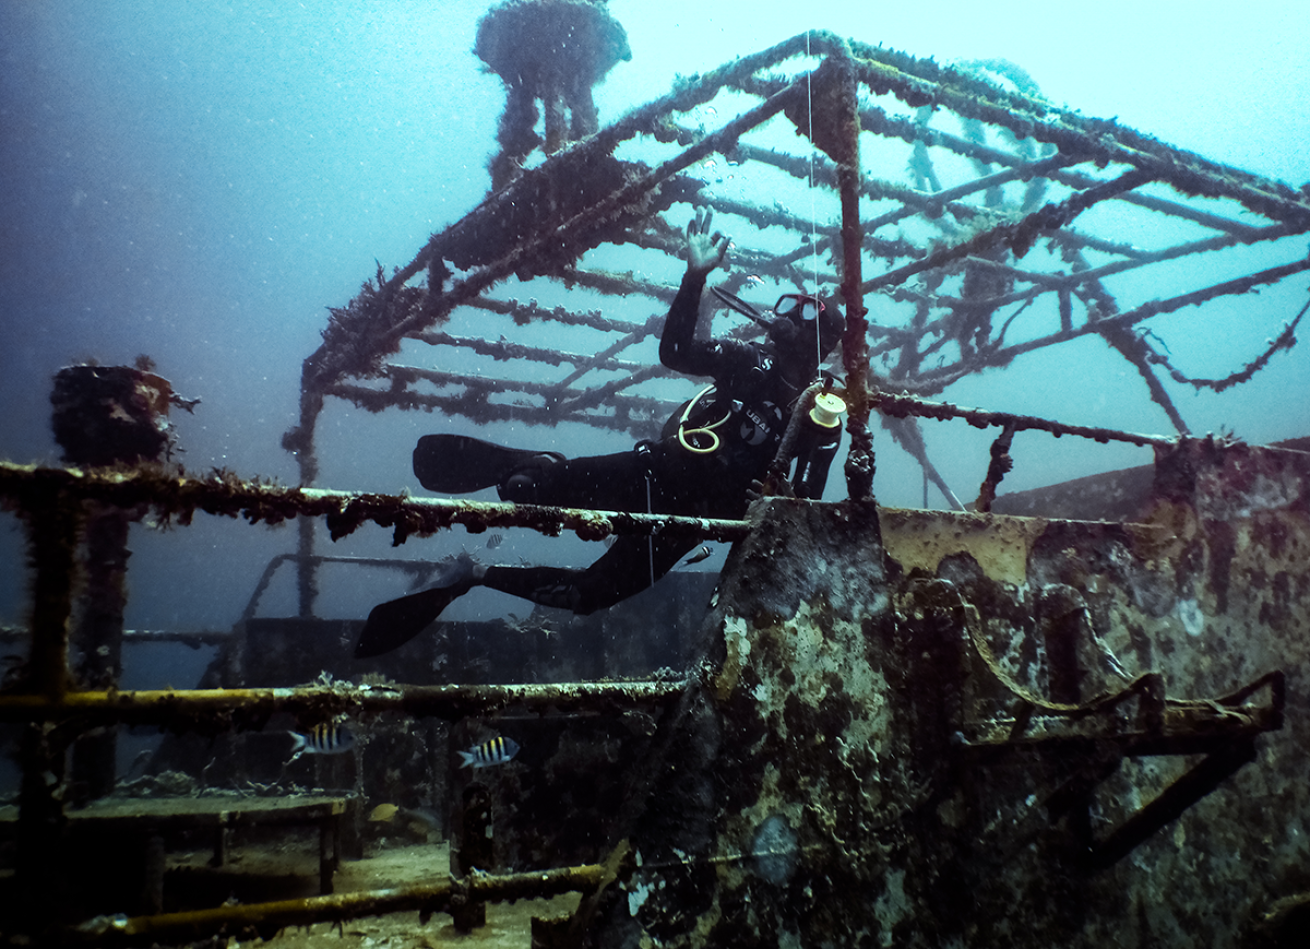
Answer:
xmin=805 ymin=31 xmax=821 ymax=375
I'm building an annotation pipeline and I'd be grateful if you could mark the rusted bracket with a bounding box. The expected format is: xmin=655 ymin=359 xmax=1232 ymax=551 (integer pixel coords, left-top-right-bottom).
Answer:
xmin=1078 ymin=736 xmax=1257 ymax=872
xmin=965 ymin=669 xmax=1284 ymax=871
xmin=962 ymin=669 xmax=1283 ymax=752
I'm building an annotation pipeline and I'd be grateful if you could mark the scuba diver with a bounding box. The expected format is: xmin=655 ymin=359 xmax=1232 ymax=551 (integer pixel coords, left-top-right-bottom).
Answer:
xmin=354 ymin=208 xmax=847 ymax=658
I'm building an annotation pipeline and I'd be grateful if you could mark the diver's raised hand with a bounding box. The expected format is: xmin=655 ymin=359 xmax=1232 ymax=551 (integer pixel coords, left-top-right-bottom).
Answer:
xmin=686 ymin=207 xmax=730 ymax=278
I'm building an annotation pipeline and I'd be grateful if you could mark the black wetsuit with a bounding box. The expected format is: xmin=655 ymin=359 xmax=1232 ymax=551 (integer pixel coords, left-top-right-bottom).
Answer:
xmin=480 ymin=271 xmax=838 ymax=613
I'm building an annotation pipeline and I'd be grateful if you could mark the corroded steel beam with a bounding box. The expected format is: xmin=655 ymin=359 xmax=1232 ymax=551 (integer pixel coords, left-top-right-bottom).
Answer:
xmin=65 ymin=862 xmax=608 ymax=946
xmin=848 ymin=44 xmax=1310 ymax=229
xmin=872 ymin=391 xmax=1177 ymax=446
xmin=0 ymin=461 xmax=751 ymax=545
xmin=0 ymin=679 xmax=686 ymax=727
xmin=911 ymin=254 xmax=1310 ymax=389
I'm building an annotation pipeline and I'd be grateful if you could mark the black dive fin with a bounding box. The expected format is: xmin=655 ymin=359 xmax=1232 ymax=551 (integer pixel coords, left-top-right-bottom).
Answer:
xmin=355 ymin=585 xmax=461 ymax=659
xmin=412 ymin=434 xmax=550 ymax=493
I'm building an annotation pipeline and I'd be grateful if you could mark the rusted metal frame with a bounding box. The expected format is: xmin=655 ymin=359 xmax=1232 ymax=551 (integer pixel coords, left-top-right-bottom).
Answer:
xmin=860 ymin=168 xmax=1153 ymax=299
xmin=0 ymin=626 xmax=230 ymax=646
xmin=411 ymin=329 xmax=649 ymax=373
xmin=395 ymin=358 xmax=675 ymax=415
xmin=912 ymin=254 xmax=1310 ymax=387
xmin=736 ymin=136 xmax=1066 ymax=250
xmin=965 ymin=691 xmax=1281 ymax=754
xmin=384 ymin=363 xmax=668 ymax=399
xmin=849 ymin=48 xmax=1310 ymax=230
xmin=1098 ymin=315 xmax=1193 ymax=435
xmin=920 ymin=153 xmax=1074 ymax=214
xmin=940 ymin=231 xmax=1248 ymax=313
xmin=730 ymin=123 xmax=1270 ymax=324
xmin=735 ymin=136 xmax=972 ymax=242
xmin=286 ymin=73 xmax=804 ymax=479
xmin=463 ymin=295 xmax=648 ymax=334
xmin=1152 ymin=295 xmax=1310 ymax=394
xmin=16 ymin=482 xmax=82 ymax=701
xmin=0 ymin=461 xmax=751 ymax=548
xmin=1165 ymin=669 xmax=1287 ymax=733
xmin=347 ymin=371 xmax=688 ymax=435
xmin=560 ymin=266 xmax=681 ymax=305
xmin=0 ymin=679 xmax=688 ymax=727
xmin=590 ymin=217 xmax=685 ymax=258
xmin=62 ymin=861 xmax=609 ymax=947
xmin=853 ymin=173 xmax=1155 ymax=386
xmin=380 ymin=84 xmax=809 ymax=361
xmin=1084 ymin=737 xmax=1258 ymax=873
xmin=875 ymin=106 xmax=1272 ymax=239
xmin=873 ymin=391 xmax=1175 ymax=447
xmin=817 ymin=41 xmax=873 ymax=501
xmin=876 ymin=280 xmax=1047 ymax=346
xmin=1050 ymin=229 xmax=1154 ymax=261
xmin=334 ymin=374 xmax=678 ymax=421
xmin=966 ymin=670 xmax=1281 ymax=870
xmin=877 ymin=227 xmax=1300 ymax=394
xmin=1007 ymin=221 xmax=1290 ymax=308
xmin=588 ymin=32 xmax=816 ymax=154
xmin=864 ymin=229 xmax=1257 ymax=372
xmin=719 ymin=146 xmax=915 ymax=262
xmin=859 ymin=102 xmax=1059 ymax=176
xmin=548 ymin=316 xmax=665 ymax=394
xmin=972 ymin=422 xmax=1017 ymax=513
xmin=325 ymin=383 xmax=672 ymax=438
xmin=1052 ymin=241 xmax=1196 ymax=437
xmin=1048 ymin=169 xmax=1271 ymax=238
xmin=974 ymin=743 xmax=1124 ymax=865
xmin=554 ymin=362 xmax=670 ymax=416
xmin=964 ymin=670 xmax=1283 ymax=753
xmin=867 ymin=152 xmax=1082 ymax=235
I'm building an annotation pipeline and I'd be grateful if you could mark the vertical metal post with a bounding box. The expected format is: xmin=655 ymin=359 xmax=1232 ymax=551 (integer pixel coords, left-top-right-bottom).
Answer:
xmin=828 ymin=46 xmax=874 ymax=501
xmin=25 ymin=486 xmax=79 ymax=703
xmin=15 ymin=484 xmax=80 ymax=928
xmin=69 ymin=503 xmax=130 ymax=802
xmin=51 ymin=365 xmax=174 ymax=801
xmin=453 ymin=783 xmax=493 ymax=931
xmin=297 ymin=515 xmax=317 ymax=619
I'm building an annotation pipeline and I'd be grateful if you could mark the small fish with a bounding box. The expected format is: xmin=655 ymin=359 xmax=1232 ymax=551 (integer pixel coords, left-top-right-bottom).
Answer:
xmin=368 ymin=803 xmax=399 ymax=823
xmin=458 ymin=735 xmax=520 ymax=769
xmin=683 ymin=545 xmax=712 ymax=565
xmin=486 ymin=532 xmax=504 ymax=550
xmin=288 ymin=722 xmax=355 ymax=762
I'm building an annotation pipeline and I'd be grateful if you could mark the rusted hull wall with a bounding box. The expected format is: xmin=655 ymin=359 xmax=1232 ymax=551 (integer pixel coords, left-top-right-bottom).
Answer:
xmin=584 ymin=440 xmax=1307 ymax=947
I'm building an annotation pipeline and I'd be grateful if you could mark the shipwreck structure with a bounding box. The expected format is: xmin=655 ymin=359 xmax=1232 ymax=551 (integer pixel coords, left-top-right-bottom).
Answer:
xmin=3 ymin=24 xmax=1310 ymax=948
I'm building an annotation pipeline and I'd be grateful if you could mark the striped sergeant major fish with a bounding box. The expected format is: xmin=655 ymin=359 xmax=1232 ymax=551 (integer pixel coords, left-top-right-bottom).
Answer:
xmin=288 ymin=722 xmax=355 ymax=762
xmin=459 ymin=735 xmax=520 ymax=769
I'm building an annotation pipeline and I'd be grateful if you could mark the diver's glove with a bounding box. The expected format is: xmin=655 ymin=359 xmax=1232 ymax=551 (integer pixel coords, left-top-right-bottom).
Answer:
xmin=686 ymin=206 xmax=731 ymax=278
